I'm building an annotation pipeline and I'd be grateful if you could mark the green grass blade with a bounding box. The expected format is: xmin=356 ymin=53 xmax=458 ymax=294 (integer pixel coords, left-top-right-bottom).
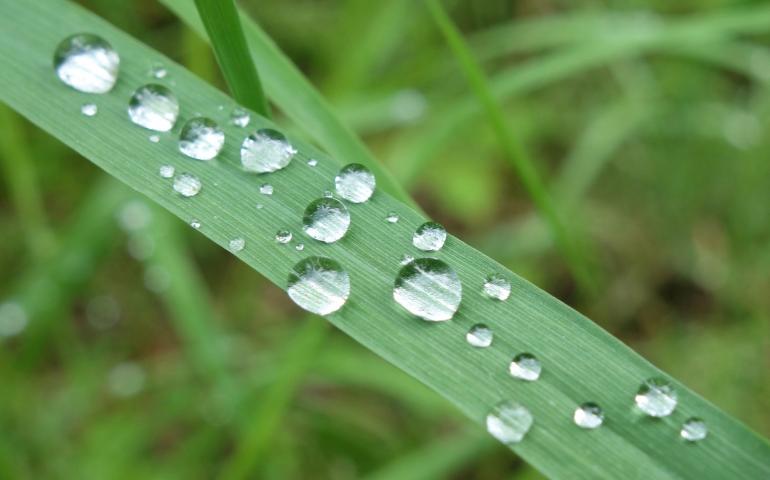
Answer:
xmin=2 ymin=1 xmax=769 ymax=478
xmin=191 ymin=0 xmax=269 ymax=117
xmin=160 ymin=0 xmax=420 ymax=212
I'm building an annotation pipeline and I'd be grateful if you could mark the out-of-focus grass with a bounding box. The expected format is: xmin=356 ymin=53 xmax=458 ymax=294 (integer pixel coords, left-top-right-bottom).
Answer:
xmin=1 ymin=0 xmax=769 ymax=478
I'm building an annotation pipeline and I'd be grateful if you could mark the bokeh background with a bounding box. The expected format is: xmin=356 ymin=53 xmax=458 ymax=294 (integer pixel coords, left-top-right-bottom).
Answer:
xmin=1 ymin=0 xmax=769 ymax=478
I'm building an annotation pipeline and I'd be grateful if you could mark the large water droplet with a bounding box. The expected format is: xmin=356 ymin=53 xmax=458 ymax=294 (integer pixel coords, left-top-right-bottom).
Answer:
xmin=574 ymin=403 xmax=604 ymax=429
xmin=509 ymin=353 xmax=541 ymax=381
xmin=635 ymin=378 xmax=677 ymax=417
xmin=159 ymin=165 xmax=175 ymax=178
xmin=334 ymin=163 xmax=376 ymax=203
xmin=287 ymin=256 xmax=350 ymax=315
xmin=80 ymin=103 xmax=98 ymax=117
xmin=483 ymin=274 xmax=510 ymax=301
xmin=178 ymin=117 xmax=224 ymax=160
xmin=128 ymin=84 xmax=179 ymax=132
xmin=466 ymin=324 xmax=493 ymax=348
xmin=240 ymin=128 xmax=297 ymax=173
xmin=413 ymin=222 xmax=447 ymax=251
xmin=228 ymin=238 xmax=245 ymax=253
xmin=302 ymin=198 xmax=350 ymax=243
xmin=53 ymin=33 xmax=119 ymax=93
xmin=486 ymin=400 xmax=533 ymax=445
xmin=681 ymin=417 xmax=707 ymax=442
xmin=173 ymin=173 xmax=201 ymax=197
xmin=393 ymin=258 xmax=462 ymax=321
xmin=275 ymin=230 xmax=292 ymax=244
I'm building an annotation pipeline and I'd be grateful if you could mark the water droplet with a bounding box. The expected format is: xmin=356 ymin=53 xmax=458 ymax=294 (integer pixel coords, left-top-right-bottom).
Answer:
xmin=275 ymin=230 xmax=292 ymax=244
xmin=53 ymin=33 xmax=119 ymax=93
xmin=230 ymin=107 xmax=250 ymax=128
xmin=287 ymin=256 xmax=350 ymax=315
xmin=635 ymin=378 xmax=677 ymax=417
xmin=240 ymin=128 xmax=297 ymax=173
xmin=413 ymin=222 xmax=446 ymax=251
xmin=400 ymin=254 xmax=414 ymax=265
xmin=323 ymin=190 xmax=334 ymax=198
xmin=0 ymin=302 xmax=28 ymax=338
xmin=681 ymin=417 xmax=707 ymax=442
xmin=466 ymin=324 xmax=493 ymax=347
xmin=483 ymin=274 xmax=510 ymax=301
xmin=386 ymin=212 xmax=399 ymax=223
xmin=128 ymin=84 xmax=179 ymax=132
xmin=509 ymin=353 xmax=541 ymax=381
xmin=107 ymin=362 xmax=146 ymax=398
xmin=149 ymin=63 xmax=167 ymax=79
xmin=307 ymin=158 xmax=318 ymax=167
xmin=80 ymin=103 xmax=98 ymax=117
xmin=486 ymin=400 xmax=533 ymax=445
xmin=574 ymin=403 xmax=604 ymax=429
xmin=334 ymin=163 xmax=375 ymax=203
xmin=189 ymin=219 xmax=201 ymax=229
xmin=302 ymin=198 xmax=350 ymax=243
xmin=259 ymin=183 xmax=273 ymax=195
xmin=255 ymin=203 xmax=264 ymax=210
xmin=295 ymin=243 xmax=305 ymax=251
xmin=178 ymin=117 xmax=224 ymax=160
xmin=229 ymin=238 xmax=245 ymax=253
xmin=173 ymin=173 xmax=202 ymax=197
xmin=393 ymin=258 xmax=462 ymax=321
xmin=149 ymin=134 xmax=160 ymax=143
xmin=159 ymin=165 xmax=175 ymax=178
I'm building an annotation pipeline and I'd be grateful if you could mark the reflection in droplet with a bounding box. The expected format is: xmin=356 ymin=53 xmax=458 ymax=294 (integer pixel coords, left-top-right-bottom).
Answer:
xmin=287 ymin=256 xmax=350 ymax=315
xmin=486 ymin=400 xmax=533 ymax=445
xmin=466 ymin=324 xmax=493 ymax=348
xmin=53 ymin=33 xmax=119 ymax=93
xmin=509 ymin=353 xmax=541 ymax=381
xmin=128 ymin=84 xmax=179 ymax=132
xmin=413 ymin=222 xmax=447 ymax=251
xmin=393 ymin=258 xmax=462 ymax=321
xmin=334 ymin=163 xmax=376 ymax=203
xmin=302 ymin=198 xmax=350 ymax=243
xmin=178 ymin=117 xmax=225 ymax=160
xmin=240 ymin=128 xmax=297 ymax=173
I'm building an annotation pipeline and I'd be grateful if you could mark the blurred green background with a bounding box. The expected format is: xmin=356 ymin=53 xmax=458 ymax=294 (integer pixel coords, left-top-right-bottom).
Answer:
xmin=1 ymin=0 xmax=769 ymax=478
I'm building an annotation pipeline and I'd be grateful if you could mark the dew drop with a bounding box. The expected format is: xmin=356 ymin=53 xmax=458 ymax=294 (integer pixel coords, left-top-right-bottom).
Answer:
xmin=681 ymin=417 xmax=707 ymax=442
xmin=413 ymin=222 xmax=447 ymax=251
xmin=393 ymin=258 xmax=462 ymax=321
xmin=635 ymin=378 xmax=677 ymax=417
xmin=295 ymin=243 xmax=305 ymax=251
xmin=228 ymin=238 xmax=245 ymax=253
xmin=189 ymin=219 xmax=201 ymax=229
xmin=149 ymin=63 xmax=167 ymax=79
xmin=400 ymin=254 xmax=415 ymax=265
xmin=0 ymin=302 xmax=28 ymax=338
xmin=334 ymin=163 xmax=375 ymax=203
xmin=302 ymin=198 xmax=350 ymax=243
xmin=574 ymin=403 xmax=604 ymax=429
xmin=128 ymin=84 xmax=179 ymax=132
xmin=287 ymin=256 xmax=350 ymax=315
xmin=240 ymin=128 xmax=297 ymax=173
xmin=173 ymin=173 xmax=201 ymax=197
xmin=230 ymin=107 xmax=250 ymax=128
xmin=80 ymin=103 xmax=98 ymax=117
xmin=259 ymin=183 xmax=273 ymax=196
xmin=466 ymin=324 xmax=493 ymax=348
xmin=178 ymin=117 xmax=224 ymax=160
xmin=275 ymin=230 xmax=292 ymax=244
xmin=323 ymin=191 xmax=334 ymax=198
xmin=159 ymin=165 xmax=175 ymax=178
xmin=386 ymin=212 xmax=399 ymax=223
xmin=483 ymin=274 xmax=510 ymax=301
xmin=486 ymin=400 xmax=533 ymax=445
xmin=53 ymin=33 xmax=119 ymax=93
xmin=307 ymin=158 xmax=318 ymax=167
xmin=149 ymin=134 xmax=160 ymax=143
xmin=509 ymin=353 xmax=541 ymax=381
xmin=255 ymin=203 xmax=264 ymax=210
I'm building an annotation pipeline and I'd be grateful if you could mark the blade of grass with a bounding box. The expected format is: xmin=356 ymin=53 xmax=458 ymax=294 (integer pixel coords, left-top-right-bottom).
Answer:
xmin=191 ymin=0 xmax=269 ymax=117
xmin=2 ymin=1 xmax=769 ymax=478
xmin=424 ymin=0 xmax=596 ymax=294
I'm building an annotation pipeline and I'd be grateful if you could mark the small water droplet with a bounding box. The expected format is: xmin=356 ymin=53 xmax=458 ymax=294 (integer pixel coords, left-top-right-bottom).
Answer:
xmin=53 ymin=33 xmax=119 ymax=93
xmin=230 ymin=107 xmax=250 ymax=128
xmin=228 ymin=238 xmax=245 ymax=252
xmin=413 ymin=222 xmax=446 ymax=251
xmin=287 ymin=256 xmax=350 ymax=315
xmin=128 ymin=84 xmax=179 ymax=132
xmin=0 ymin=302 xmax=28 ymax=338
xmin=393 ymin=258 xmax=462 ymax=321
xmin=386 ymin=212 xmax=399 ymax=223
xmin=295 ymin=243 xmax=305 ymax=251
xmin=255 ymin=203 xmax=264 ymax=210
xmin=149 ymin=63 xmax=167 ymax=79
xmin=483 ymin=274 xmax=510 ymax=301
xmin=681 ymin=417 xmax=707 ymax=442
xmin=149 ymin=134 xmax=160 ymax=143
xmin=240 ymin=128 xmax=297 ymax=173
xmin=159 ymin=165 xmax=175 ymax=178
xmin=486 ymin=400 xmax=533 ymax=445
xmin=173 ymin=173 xmax=202 ymax=197
xmin=466 ymin=324 xmax=493 ymax=348
xmin=574 ymin=403 xmax=604 ymax=429
xmin=275 ymin=230 xmax=292 ymax=244
xmin=509 ymin=353 xmax=541 ymax=381
xmin=334 ymin=163 xmax=376 ymax=203
xmin=189 ymin=219 xmax=201 ymax=229
xmin=635 ymin=378 xmax=677 ymax=417
xmin=80 ymin=103 xmax=98 ymax=117
xmin=400 ymin=254 xmax=414 ymax=265
xmin=259 ymin=183 xmax=273 ymax=195
xmin=302 ymin=198 xmax=350 ymax=243
xmin=307 ymin=158 xmax=318 ymax=167
xmin=323 ymin=190 xmax=334 ymax=198
xmin=178 ymin=117 xmax=224 ymax=160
